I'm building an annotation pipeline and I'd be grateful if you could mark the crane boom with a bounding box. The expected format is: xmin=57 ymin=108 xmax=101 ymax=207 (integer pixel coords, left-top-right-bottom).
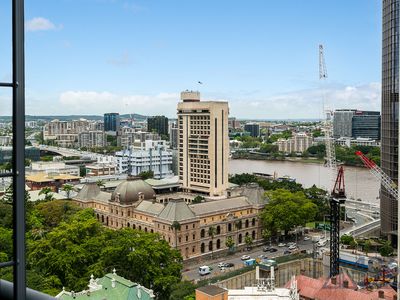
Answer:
xmin=355 ymin=151 xmax=398 ymax=199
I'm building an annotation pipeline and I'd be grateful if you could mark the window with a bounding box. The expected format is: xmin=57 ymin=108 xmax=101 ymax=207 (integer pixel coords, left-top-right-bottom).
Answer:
xmin=252 ymin=218 xmax=256 ymax=226
xmin=193 ymin=234 xmax=195 ymax=240
xmin=245 ymin=219 xmax=249 ymax=228
xmin=216 ymin=239 xmax=221 ymax=249
xmin=216 ymin=226 xmax=221 ymax=235
xmin=201 ymin=243 xmax=205 ymax=253
xmin=201 ymin=229 xmax=205 ymax=238
xmin=228 ymin=223 xmax=232 ymax=232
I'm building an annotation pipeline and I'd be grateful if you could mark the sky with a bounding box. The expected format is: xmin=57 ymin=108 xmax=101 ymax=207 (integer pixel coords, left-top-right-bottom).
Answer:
xmin=0 ymin=0 xmax=382 ymax=119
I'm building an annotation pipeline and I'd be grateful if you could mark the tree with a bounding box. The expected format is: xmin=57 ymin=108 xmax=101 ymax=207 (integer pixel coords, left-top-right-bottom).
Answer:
xmin=208 ymin=226 xmax=216 ymax=258
xmin=61 ymin=184 xmax=74 ymax=199
xmin=225 ymin=236 xmax=235 ymax=252
xmin=79 ymin=165 xmax=87 ymax=177
xmin=39 ymin=187 xmax=54 ymax=201
xmin=192 ymin=195 xmax=204 ymax=204
xmin=340 ymin=234 xmax=354 ymax=245
xmin=379 ymin=241 xmax=394 ymax=257
xmin=260 ymin=189 xmax=318 ymax=239
xmin=96 ymin=179 xmax=105 ymax=188
xmin=139 ymin=170 xmax=154 ymax=180
xmin=169 ymin=281 xmax=196 ymax=300
xmin=364 ymin=240 xmax=372 ymax=256
xmin=245 ymin=235 xmax=253 ymax=249
xmin=171 ymin=221 xmax=181 ymax=250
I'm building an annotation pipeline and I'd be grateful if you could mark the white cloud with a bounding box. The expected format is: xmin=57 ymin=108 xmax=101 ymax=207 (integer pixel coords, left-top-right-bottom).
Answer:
xmin=229 ymin=82 xmax=381 ymax=119
xmin=25 ymin=17 xmax=61 ymax=32
xmin=58 ymin=91 xmax=179 ymax=116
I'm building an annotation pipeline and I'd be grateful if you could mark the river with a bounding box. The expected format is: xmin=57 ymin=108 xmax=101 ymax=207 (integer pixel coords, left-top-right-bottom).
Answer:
xmin=229 ymin=159 xmax=380 ymax=205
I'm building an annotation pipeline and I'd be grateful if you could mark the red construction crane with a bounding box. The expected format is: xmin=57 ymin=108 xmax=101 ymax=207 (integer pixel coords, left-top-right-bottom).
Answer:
xmin=355 ymin=151 xmax=398 ymax=199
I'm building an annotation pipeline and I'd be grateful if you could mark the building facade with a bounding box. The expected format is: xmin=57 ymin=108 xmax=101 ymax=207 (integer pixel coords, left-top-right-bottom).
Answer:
xmin=352 ymin=110 xmax=381 ymax=140
xmin=147 ymin=115 xmax=169 ymax=136
xmin=177 ymin=91 xmax=229 ymax=196
xmin=169 ymin=122 xmax=179 ymax=149
xmin=78 ymin=131 xmax=106 ymax=148
xmin=43 ymin=119 xmax=90 ymax=147
xmin=73 ymin=179 xmax=266 ymax=260
xmin=381 ymin=0 xmax=399 ymax=240
xmin=275 ymin=133 xmax=313 ymax=153
xmin=115 ymin=140 xmax=173 ymax=179
xmin=333 ymin=109 xmax=355 ymax=138
xmin=104 ymin=113 xmax=120 ymax=133
xmin=244 ymin=123 xmax=260 ymax=138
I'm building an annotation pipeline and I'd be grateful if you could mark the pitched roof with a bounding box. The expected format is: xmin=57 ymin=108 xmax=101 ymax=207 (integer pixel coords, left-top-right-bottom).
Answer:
xmin=196 ymin=285 xmax=227 ymax=296
xmin=74 ymin=183 xmax=111 ymax=203
xmin=135 ymin=200 xmax=165 ymax=216
xmin=189 ymin=196 xmax=251 ymax=216
xmin=158 ymin=199 xmax=196 ymax=222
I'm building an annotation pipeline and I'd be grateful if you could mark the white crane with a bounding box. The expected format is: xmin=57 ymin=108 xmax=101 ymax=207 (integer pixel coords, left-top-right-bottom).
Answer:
xmin=319 ymin=44 xmax=337 ymax=172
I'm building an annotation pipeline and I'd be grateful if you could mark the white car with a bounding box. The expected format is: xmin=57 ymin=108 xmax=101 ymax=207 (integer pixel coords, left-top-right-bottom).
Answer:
xmin=303 ymin=236 xmax=310 ymax=241
xmin=217 ymin=262 xmax=225 ymax=268
xmin=288 ymin=245 xmax=298 ymax=250
xmin=278 ymin=243 xmax=286 ymax=247
xmin=241 ymin=255 xmax=251 ymax=260
xmin=287 ymin=242 xmax=296 ymax=247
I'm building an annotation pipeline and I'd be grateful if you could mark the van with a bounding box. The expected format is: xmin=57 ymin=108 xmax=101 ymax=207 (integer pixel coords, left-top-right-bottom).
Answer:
xmin=243 ymin=258 xmax=256 ymax=266
xmin=198 ymin=266 xmax=211 ymax=276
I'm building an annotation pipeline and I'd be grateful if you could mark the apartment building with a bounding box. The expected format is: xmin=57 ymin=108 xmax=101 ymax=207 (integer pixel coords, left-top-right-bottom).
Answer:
xmin=78 ymin=131 xmax=106 ymax=148
xmin=43 ymin=119 xmax=91 ymax=147
xmin=275 ymin=133 xmax=313 ymax=153
xmin=177 ymin=91 xmax=229 ymax=196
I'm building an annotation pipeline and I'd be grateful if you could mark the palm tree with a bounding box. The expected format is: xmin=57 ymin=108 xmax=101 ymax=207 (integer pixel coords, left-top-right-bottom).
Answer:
xmin=96 ymin=179 xmax=105 ymax=189
xmin=61 ymin=184 xmax=74 ymax=199
xmin=39 ymin=187 xmax=54 ymax=201
xmin=171 ymin=221 xmax=181 ymax=250
xmin=208 ymin=226 xmax=217 ymax=259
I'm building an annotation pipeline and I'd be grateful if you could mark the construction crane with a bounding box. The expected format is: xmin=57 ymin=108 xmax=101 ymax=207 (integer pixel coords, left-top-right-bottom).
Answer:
xmin=329 ymin=166 xmax=346 ymax=277
xmin=319 ymin=44 xmax=337 ymax=172
xmin=355 ymin=151 xmax=398 ymax=199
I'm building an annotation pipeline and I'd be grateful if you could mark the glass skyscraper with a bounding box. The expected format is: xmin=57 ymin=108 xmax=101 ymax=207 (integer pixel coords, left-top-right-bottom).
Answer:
xmin=104 ymin=113 xmax=120 ymax=132
xmin=381 ymin=0 xmax=399 ymax=241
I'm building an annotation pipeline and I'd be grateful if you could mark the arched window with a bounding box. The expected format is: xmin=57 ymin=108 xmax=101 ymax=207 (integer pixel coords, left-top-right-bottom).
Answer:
xmin=245 ymin=232 xmax=249 ymax=237
xmin=228 ymin=223 xmax=232 ymax=232
xmin=208 ymin=241 xmax=213 ymax=251
xmin=216 ymin=226 xmax=221 ymax=235
xmin=139 ymin=226 xmax=142 ymax=231
xmin=101 ymin=215 xmax=104 ymax=223
xmin=145 ymin=227 xmax=148 ymax=232
xmin=201 ymin=229 xmax=205 ymax=238
xmin=106 ymin=216 xmax=109 ymax=226
xmin=127 ymin=222 xmax=130 ymax=228
xmin=252 ymin=218 xmax=256 ymax=226
xmin=151 ymin=229 xmax=154 ymax=233
xmin=201 ymin=243 xmax=205 ymax=253
xmin=216 ymin=239 xmax=221 ymax=249
xmin=96 ymin=214 xmax=99 ymax=220
xmin=252 ymin=230 xmax=256 ymax=240
xmin=133 ymin=224 xmax=136 ymax=229
xmin=239 ymin=234 xmax=242 ymax=244
xmin=245 ymin=219 xmax=249 ymax=228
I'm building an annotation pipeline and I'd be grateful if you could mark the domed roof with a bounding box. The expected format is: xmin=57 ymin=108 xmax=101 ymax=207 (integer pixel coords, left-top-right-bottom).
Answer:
xmin=111 ymin=177 xmax=156 ymax=204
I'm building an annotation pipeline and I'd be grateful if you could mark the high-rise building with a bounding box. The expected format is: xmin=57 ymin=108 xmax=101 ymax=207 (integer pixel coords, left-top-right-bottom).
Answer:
xmin=169 ymin=122 xmax=179 ymax=149
xmin=104 ymin=113 xmax=120 ymax=133
xmin=381 ymin=0 xmax=399 ymax=241
xmin=147 ymin=115 xmax=169 ymax=136
xmin=333 ymin=109 xmax=355 ymax=138
xmin=275 ymin=133 xmax=313 ymax=153
xmin=78 ymin=131 xmax=106 ymax=148
xmin=177 ymin=91 xmax=229 ymax=196
xmin=351 ymin=111 xmax=381 ymax=140
xmin=244 ymin=123 xmax=260 ymax=137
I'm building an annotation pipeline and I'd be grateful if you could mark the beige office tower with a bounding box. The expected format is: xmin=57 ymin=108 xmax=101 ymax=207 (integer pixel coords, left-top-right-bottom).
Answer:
xmin=177 ymin=91 xmax=229 ymax=196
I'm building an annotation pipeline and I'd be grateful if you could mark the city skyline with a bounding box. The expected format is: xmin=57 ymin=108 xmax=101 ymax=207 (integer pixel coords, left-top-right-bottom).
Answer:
xmin=0 ymin=0 xmax=381 ymax=119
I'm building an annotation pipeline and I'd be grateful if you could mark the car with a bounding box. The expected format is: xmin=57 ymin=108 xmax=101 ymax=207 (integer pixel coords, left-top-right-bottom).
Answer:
xmin=283 ymin=250 xmax=292 ymax=255
xmin=287 ymin=242 xmax=296 ymax=247
xmin=217 ymin=262 xmax=225 ymax=268
xmin=224 ymin=262 xmax=234 ymax=268
xmin=263 ymin=246 xmax=271 ymax=252
xmin=303 ymin=236 xmax=311 ymax=241
xmin=278 ymin=243 xmax=286 ymax=247
xmin=288 ymin=245 xmax=298 ymax=250
xmin=241 ymin=255 xmax=251 ymax=260
xmin=258 ymin=254 xmax=267 ymax=259
xmin=269 ymin=248 xmax=278 ymax=253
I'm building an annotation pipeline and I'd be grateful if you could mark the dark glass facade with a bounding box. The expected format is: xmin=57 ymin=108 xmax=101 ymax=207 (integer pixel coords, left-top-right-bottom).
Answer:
xmin=104 ymin=113 xmax=120 ymax=132
xmin=147 ymin=115 xmax=169 ymax=136
xmin=381 ymin=0 xmax=399 ymax=239
xmin=244 ymin=123 xmax=260 ymax=137
xmin=351 ymin=111 xmax=381 ymax=140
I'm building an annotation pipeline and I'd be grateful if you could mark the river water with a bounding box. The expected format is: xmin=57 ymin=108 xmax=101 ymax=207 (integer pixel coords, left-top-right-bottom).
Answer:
xmin=229 ymin=159 xmax=380 ymax=205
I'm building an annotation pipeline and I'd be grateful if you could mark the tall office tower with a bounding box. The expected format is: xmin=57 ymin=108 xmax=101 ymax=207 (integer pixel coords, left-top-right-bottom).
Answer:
xmin=169 ymin=122 xmax=179 ymax=149
xmin=104 ymin=113 xmax=120 ymax=133
xmin=147 ymin=115 xmax=169 ymax=136
xmin=351 ymin=111 xmax=381 ymax=140
xmin=177 ymin=91 xmax=229 ymax=196
xmin=333 ymin=109 xmax=356 ymax=138
xmin=381 ymin=0 xmax=399 ymax=241
xmin=244 ymin=123 xmax=260 ymax=137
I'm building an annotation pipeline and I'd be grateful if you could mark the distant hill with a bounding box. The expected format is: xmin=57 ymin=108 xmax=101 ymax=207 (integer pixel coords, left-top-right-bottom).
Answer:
xmin=0 ymin=113 xmax=149 ymax=122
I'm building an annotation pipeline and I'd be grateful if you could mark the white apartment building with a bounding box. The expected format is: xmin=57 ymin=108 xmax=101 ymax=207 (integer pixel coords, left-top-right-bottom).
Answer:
xmin=177 ymin=91 xmax=229 ymax=196
xmin=336 ymin=137 xmax=379 ymax=147
xmin=275 ymin=132 xmax=313 ymax=153
xmin=78 ymin=131 xmax=106 ymax=148
xmin=0 ymin=136 xmax=12 ymax=146
xmin=43 ymin=119 xmax=91 ymax=147
xmin=115 ymin=140 xmax=173 ymax=179
xmin=27 ymin=161 xmax=80 ymax=176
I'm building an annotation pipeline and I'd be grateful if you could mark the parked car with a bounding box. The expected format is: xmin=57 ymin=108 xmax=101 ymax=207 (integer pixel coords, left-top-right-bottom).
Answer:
xmin=263 ymin=246 xmax=271 ymax=252
xmin=217 ymin=262 xmax=225 ymax=269
xmin=287 ymin=242 xmax=296 ymax=247
xmin=258 ymin=254 xmax=267 ymax=260
xmin=303 ymin=236 xmax=311 ymax=241
xmin=224 ymin=262 xmax=234 ymax=268
xmin=199 ymin=266 xmax=211 ymax=276
xmin=283 ymin=250 xmax=292 ymax=255
xmin=241 ymin=255 xmax=251 ymax=260
xmin=278 ymin=243 xmax=286 ymax=247
xmin=269 ymin=248 xmax=278 ymax=253
xmin=288 ymin=245 xmax=298 ymax=250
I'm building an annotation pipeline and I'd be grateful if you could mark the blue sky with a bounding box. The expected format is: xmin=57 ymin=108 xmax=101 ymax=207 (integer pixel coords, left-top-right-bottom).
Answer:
xmin=0 ymin=0 xmax=381 ymax=119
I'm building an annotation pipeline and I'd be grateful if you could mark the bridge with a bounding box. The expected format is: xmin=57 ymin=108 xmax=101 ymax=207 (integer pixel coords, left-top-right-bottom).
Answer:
xmin=37 ymin=144 xmax=100 ymax=159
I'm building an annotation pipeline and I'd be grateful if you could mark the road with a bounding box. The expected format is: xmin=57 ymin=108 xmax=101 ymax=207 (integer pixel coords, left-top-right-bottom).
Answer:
xmin=182 ymin=238 xmax=315 ymax=281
